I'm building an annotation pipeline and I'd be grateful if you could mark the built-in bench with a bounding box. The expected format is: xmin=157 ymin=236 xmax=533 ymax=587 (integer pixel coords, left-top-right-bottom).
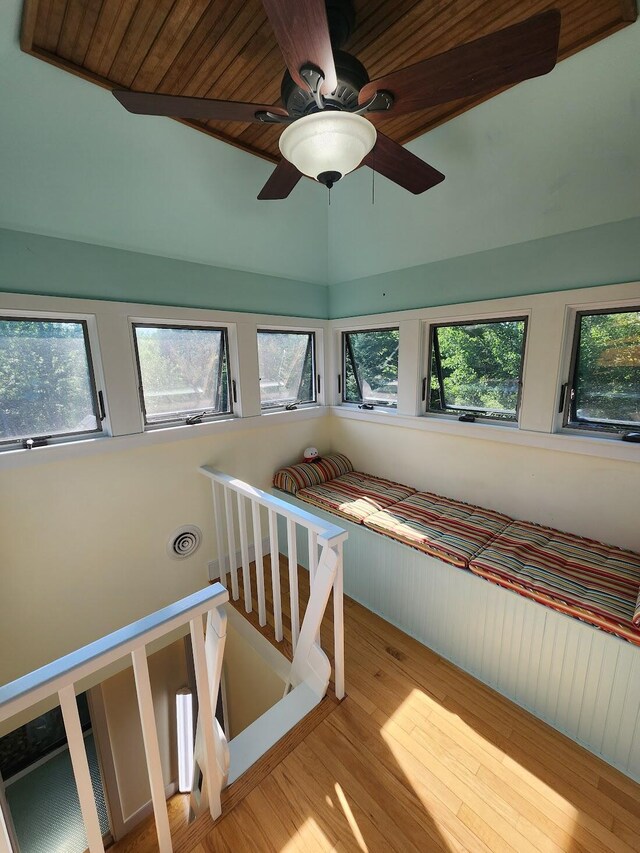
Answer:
xmin=274 ymin=454 xmax=640 ymax=646
xmin=272 ymin=453 xmax=640 ymax=783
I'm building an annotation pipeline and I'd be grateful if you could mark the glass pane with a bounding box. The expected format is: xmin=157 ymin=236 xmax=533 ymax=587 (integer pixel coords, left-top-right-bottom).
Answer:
xmin=258 ymin=331 xmax=314 ymax=409
xmin=573 ymin=309 xmax=640 ymax=427
xmin=0 ymin=319 xmax=98 ymax=442
xmin=344 ymin=329 xmax=399 ymax=406
xmin=134 ymin=326 xmax=230 ymax=423
xmin=430 ymin=319 xmax=526 ymax=420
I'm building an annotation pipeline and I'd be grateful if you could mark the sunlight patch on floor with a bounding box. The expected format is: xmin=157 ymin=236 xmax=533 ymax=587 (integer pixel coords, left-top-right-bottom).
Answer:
xmin=334 ymin=783 xmax=368 ymax=852
xmin=378 ymin=688 xmax=580 ymax=850
xmin=279 ymin=816 xmax=334 ymax=852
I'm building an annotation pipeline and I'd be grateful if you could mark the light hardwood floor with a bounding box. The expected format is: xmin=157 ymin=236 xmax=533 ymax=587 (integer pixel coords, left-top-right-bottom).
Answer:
xmin=113 ymin=556 xmax=640 ymax=852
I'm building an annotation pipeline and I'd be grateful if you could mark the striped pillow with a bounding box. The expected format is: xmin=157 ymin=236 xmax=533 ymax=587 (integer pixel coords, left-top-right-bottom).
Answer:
xmin=634 ymin=588 xmax=640 ymax=628
xmin=273 ymin=453 xmax=353 ymax=495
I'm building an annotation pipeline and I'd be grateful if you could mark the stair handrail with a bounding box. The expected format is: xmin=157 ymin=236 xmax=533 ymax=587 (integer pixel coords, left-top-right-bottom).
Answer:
xmin=200 ymin=465 xmax=347 ymax=700
xmin=0 ymin=584 xmax=229 ymax=853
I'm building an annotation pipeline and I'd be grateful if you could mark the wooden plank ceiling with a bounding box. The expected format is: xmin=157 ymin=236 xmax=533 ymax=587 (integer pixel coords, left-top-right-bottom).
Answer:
xmin=21 ymin=0 xmax=637 ymax=164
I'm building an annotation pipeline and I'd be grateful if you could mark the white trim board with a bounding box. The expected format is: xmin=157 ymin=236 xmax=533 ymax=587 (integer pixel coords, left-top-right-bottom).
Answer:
xmin=208 ymin=536 xmax=272 ymax=582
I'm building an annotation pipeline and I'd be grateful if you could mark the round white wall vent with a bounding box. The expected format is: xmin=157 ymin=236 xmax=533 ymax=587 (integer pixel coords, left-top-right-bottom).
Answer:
xmin=167 ymin=525 xmax=202 ymax=560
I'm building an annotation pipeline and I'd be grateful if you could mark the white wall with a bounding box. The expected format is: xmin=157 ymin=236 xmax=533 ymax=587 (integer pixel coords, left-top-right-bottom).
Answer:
xmin=329 ymin=416 xmax=640 ymax=551
xmin=223 ymin=619 xmax=285 ymax=740
xmin=0 ymin=416 xmax=329 ymax=684
xmin=95 ymin=640 xmax=188 ymax=833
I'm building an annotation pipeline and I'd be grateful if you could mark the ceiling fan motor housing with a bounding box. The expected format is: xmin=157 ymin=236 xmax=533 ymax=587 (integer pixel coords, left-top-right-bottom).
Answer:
xmin=281 ymin=50 xmax=370 ymax=118
xmin=326 ymin=0 xmax=356 ymax=49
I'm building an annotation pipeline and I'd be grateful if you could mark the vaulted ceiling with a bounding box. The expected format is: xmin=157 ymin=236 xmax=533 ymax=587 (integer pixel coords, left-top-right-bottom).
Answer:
xmin=21 ymin=0 xmax=637 ymax=163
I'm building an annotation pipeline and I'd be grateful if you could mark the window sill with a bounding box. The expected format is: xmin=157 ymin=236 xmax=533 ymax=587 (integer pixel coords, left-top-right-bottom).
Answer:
xmin=424 ymin=413 xmax=519 ymax=429
xmin=340 ymin=403 xmax=399 ymax=415
xmin=260 ymin=404 xmax=322 ymax=416
xmin=329 ymin=406 xmax=640 ymax=464
xmin=0 ymin=406 xmax=326 ymax=471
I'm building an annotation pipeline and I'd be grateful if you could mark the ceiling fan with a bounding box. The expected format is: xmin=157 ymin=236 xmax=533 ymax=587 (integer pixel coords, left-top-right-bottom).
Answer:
xmin=113 ymin=0 xmax=561 ymax=200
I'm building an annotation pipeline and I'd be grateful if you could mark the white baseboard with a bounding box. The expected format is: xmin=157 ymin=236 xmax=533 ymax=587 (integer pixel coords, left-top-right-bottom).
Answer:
xmin=208 ymin=536 xmax=272 ymax=581
xmin=119 ymin=781 xmax=177 ymax=837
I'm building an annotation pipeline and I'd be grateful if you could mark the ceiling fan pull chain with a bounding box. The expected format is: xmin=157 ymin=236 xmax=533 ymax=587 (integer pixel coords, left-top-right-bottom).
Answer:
xmin=372 ymin=151 xmax=376 ymax=205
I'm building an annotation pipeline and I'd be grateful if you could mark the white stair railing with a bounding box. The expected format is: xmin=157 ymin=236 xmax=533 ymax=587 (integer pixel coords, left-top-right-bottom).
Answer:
xmin=284 ymin=545 xmax=338 ymax=698
xmin=200 ymin=466 xmax=347 ymax=700
xmin=189 ymin=606 xmax=230 ymax=820
xmin=0 ymin=584 xmax=229 ymax=853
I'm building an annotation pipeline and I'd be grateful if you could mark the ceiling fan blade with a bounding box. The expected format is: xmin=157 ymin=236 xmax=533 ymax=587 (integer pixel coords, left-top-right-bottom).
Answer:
xmin=262 ymin=0 xmax=337 ymax=95
xmin=258 ymin=159 xmax=304 ymax=200
xmin=113 ymin=90 xmax=288 ymax=123
xmin=363 ymin=133 xmax=445 ymax=194
xmin=359 ymin=10 xmax=561 ymax=115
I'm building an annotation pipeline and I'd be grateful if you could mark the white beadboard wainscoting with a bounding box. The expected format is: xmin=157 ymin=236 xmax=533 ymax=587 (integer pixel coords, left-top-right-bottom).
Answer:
xmin=275 ymin=492 xmax=640 ymax=783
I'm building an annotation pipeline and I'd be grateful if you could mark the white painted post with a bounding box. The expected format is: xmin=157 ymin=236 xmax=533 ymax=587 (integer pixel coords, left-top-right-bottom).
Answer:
xmin=287 ymin=518 xmax=300 ymax=649
xmin=131 ymin=648 xmax=173 ymax=853
xmin=268 ymin=510 xmax=283 ymax=642
xmin=308 ymin=530 xmax=320 ymax=645
xmin=58 ymin=684 xmax=105 ymax=853
xmin=204 ymin=607 xmax=229 ymax=787
xmin=211 ymin=481 xmax=227 ymax=586
xmin=308 ymin=530 xmax=318 ymax=585
xmin=190 ymin=611 xmax=224 ymax=820
xmin=251 ymin=501 xmax=267 ymax=626
xmin=236 ymin=493 xmax=252 ymax=612
xmin=224 ymin=487 xmax=239 ymax=600
xmin=333 ymin=542 xmax=345 ymax=700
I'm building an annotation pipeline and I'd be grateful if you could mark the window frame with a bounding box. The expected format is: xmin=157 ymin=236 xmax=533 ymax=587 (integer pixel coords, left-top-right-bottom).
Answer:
xmin=0 ymin=311 xmax=107 ymax=451
xmin=131 ymin=320 xmax=234 ymax=429
xmin=341 ymin=326 xmax=400 ymax=409
xmin=256 ymin=327 xmax=318 ymax=412
xmin=561 ymin=304 xmax=640 ymax=437
xmin=424 ymin=315 xmax=529 ymax=425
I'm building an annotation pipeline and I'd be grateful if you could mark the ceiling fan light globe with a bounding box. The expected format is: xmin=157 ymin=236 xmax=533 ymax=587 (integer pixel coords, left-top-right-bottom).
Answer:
xmin=279 ymin=112 xmax=376 ymax=183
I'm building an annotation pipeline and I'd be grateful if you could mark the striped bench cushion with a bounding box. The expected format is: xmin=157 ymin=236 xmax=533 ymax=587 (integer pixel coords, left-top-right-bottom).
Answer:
xmin=273 ymin=454 xmax=353 ymax=495
xmin=363 ymin=491 xmax=513 ymax=568
xmin=296 ymin=472 xmax=417 ymax=523
xmin=469 ymin=521 xmax=640 ymax=646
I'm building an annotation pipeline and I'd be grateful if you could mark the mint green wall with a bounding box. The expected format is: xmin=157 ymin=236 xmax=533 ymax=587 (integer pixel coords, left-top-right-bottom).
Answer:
xmin=327 ymin=19 xmax=640 ymax=286
xmin=0 ymin=1 xmax=327 ymax=285
xmin=0 ymin=228 xmax=328 ymax=318
xmin=1 ymin=0 xmax=639 ymax=321
xmin=328 ymin=217 xmax=640 ymax=318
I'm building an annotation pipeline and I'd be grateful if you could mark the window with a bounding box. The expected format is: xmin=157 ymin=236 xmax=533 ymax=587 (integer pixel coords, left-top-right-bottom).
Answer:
xmin=0 ymin=316 xmax=103 ymax=448
xmin=257 ymin=330 xmax=316 ymax=410
xmin=563 ymin=307 xmax=640 ymax=434
xmin=132 ymin=323 xmax=231 ymax=426
xmin=342 ymin=328 xmax=399 ymax=407
xmin=427 ymin=317 xmax=527 ymax=422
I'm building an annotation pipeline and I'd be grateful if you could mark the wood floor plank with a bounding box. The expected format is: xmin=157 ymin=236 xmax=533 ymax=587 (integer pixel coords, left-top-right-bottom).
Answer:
xmin=117 ymin=558 xmax=640 ymax=852
xmin=271 ymin=745 xmax=395 ymax=852
xmin=301 ymin=725 xmax=448 ymax=852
